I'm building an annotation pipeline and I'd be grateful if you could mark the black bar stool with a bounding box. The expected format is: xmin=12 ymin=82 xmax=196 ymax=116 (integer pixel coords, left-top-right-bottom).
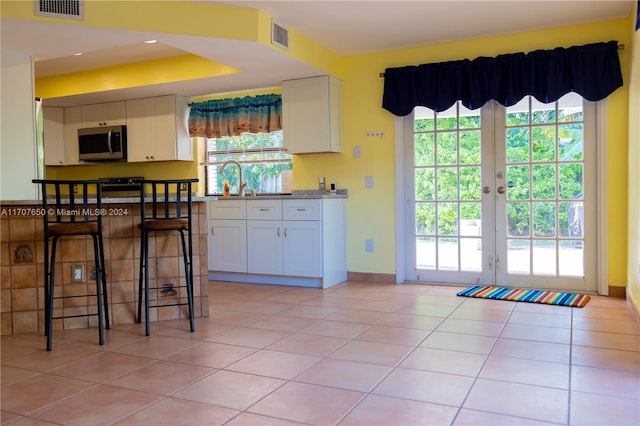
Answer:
xmin=32 ymin=179 xmax=110 ymax=351
xmin=135 ymin=178 xmax=198 ymax=336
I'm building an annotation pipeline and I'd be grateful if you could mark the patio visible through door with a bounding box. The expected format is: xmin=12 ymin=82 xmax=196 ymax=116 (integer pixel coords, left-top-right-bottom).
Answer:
xmin=403 ymin=94 xmax=597 ymax=292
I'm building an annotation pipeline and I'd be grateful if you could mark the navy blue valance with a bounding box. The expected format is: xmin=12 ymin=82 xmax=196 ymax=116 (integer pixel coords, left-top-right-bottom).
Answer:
xmin=382 ymin=41 xmax=623 ymax=115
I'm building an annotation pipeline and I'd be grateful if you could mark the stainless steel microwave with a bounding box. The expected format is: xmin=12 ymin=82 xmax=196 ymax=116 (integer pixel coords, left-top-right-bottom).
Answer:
xmin=78 ymin=125 xmax=127 ymax=161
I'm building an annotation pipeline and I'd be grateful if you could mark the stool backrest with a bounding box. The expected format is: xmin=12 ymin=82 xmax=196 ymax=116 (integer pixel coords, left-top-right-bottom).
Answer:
xmin=32 ymin=179 xmax=107 ymax=232
xmin=135 ymin=179 xmax=198 ymax=224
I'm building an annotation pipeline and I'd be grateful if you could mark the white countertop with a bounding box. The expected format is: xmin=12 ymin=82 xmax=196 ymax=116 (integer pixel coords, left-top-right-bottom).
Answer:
xmin=215 ymin=189 xmax=348 ymax=200
xmin=1 ymin=190 xmax=347 ymax=206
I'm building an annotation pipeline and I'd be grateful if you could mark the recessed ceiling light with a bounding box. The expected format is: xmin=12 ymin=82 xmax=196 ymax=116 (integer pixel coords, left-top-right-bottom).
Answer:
xmin=144 ymin=40 xmax=157 ymax=44
xmin=73 ymin=52 xmax=83 ymax=56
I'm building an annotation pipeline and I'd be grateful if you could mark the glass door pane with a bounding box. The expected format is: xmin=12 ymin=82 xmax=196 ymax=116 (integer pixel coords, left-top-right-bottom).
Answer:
xmin=410 ymin=102 xmax=484 ymax=283
xmin=496 ymin=94 xmax=595 ymax=291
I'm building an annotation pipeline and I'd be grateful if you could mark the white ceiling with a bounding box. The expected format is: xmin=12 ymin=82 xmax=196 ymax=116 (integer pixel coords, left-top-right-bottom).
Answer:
xmin=223 ymin=0 xmax=633 ymax=55
xmin=1 ymin=1 xmax=633 ymax=106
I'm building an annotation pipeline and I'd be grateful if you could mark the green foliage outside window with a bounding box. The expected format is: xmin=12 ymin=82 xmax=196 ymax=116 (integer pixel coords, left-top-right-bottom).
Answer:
xmin=413 ymin=102 xmax=584 ymax=239
xmin=205 ymin=130 xmax=292 ymax=195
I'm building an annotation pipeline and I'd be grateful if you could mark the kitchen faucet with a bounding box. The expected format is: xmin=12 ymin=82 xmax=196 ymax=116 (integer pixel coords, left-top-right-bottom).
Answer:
xmin=219 ymin=160 xmax=247 ymax=196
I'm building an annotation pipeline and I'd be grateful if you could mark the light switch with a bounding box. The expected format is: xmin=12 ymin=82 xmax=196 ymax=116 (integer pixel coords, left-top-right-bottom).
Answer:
xmin=365 ymin=176 xmax=374 ymax=189
xmin=353 ymin=145 xmax=361 ymax=159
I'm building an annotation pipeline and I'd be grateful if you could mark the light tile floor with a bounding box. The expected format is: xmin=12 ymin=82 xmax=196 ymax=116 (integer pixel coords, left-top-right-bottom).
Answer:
xmin=2 ymin=281 xmax=639 ymax=425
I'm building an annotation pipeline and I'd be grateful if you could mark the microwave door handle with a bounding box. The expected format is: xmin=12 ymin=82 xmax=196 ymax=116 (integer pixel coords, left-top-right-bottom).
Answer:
xmin=107 ymin=129 xmax=113 ymax=155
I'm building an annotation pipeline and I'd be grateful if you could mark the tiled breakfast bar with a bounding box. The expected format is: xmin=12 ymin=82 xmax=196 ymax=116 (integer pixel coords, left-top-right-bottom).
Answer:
xmin=0 ymin=198 xmax=211 ymax=336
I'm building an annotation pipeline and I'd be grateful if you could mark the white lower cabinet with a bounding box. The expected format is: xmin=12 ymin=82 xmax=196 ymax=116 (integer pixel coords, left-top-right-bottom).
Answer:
xmin=209 ymin=220 xmax=247 ymax=273
xmin=208 ymin=197 xmax=346 ymax=288
xmin=282 ymin=220 xmax=322 ymax=277
xmin=207 ymin=200 xmax=247 ymax=273
xmin=247 ymin=219 xmax=283 ymax=275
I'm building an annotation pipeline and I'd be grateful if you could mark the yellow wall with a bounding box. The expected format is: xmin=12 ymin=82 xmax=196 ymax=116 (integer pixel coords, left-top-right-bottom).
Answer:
xmin=20 ymin=1 xmax=631 ymax=288
xmin=627 ymin=2 xmax=640 ymax=313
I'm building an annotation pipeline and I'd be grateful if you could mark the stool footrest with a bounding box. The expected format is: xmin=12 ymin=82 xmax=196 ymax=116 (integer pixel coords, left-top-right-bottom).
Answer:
xmin=53 ymin=294 xmax=100 ymax=299
xmin=149 ymin=302 xmax=192 ymax=308
xmin=52 ymin=313 xmax=99 ymax=320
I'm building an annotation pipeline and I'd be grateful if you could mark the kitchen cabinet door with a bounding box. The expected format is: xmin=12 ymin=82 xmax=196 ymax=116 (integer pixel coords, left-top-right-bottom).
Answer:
xmin=126 ymin=95 xmax=192 ymax=162
xmin=282 ymin=220 xmax=322 ymax=277
xmin=246 ymin=199 xmax=283 ymax=274
xmin=208 ymin=219 xmax=247 ymax=272
xmin=247 ymin=220 xmax=283 ymax=275
xmin=43 ymin=107 xmax=65 ymax=166
xmin=282 ymin=75 xmax=342 ymax=154
xmin=207 ymin=200 xmax=247 ymax=273
xmin=81 ymin=101 xmax=126 ymax=127
xmin=63 ymin=106 xmax=82 ymax=165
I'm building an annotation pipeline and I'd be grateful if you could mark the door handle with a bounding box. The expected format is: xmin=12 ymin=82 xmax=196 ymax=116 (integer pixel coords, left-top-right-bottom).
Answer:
xmin=107 ymin=130 xmax=113 ymax=155
xmin=482 ymin=186 xmax=491 ymax=194
xmin=497 ymin=186 xmax=506 ymax=194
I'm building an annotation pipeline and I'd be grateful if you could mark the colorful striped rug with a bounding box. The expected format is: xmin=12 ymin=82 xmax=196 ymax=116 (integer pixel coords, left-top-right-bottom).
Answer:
xmin=457 ymin=285 xmax=591 ymax=308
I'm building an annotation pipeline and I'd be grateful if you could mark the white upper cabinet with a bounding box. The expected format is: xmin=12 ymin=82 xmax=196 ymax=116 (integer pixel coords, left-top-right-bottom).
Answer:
xmin=63 ymin=106 xmax=82 ymax=165
xmin=81 ymin=101 xmax=126 ymax=127
xmin=43 ymin=106 xmax=82 ymax=166
xmin=43 ymin=107 xmax=65 ymax=166
xmin=42 ymin=96 xmax=192 ymax=165
xmin=126 ymin=95 xmax=193 ymax=162
xmin=282 ymin=75 xmax=342 ymax=154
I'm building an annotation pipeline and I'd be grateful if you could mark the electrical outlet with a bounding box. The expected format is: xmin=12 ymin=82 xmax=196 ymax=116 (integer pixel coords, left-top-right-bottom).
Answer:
xmin=365 ymin=239 xmax=374 ymax=252
xmin=72 ymin=265 xmax=84 ymax=282
xmin=179 ymin=183 xmax=187 ymax=191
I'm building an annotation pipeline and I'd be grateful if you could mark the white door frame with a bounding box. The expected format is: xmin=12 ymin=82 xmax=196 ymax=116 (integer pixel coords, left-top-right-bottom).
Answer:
xmin=394 ymin=101 xmax=609 ymax=295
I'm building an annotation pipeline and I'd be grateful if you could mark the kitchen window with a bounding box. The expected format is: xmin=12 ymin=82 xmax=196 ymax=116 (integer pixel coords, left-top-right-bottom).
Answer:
xmin=204 ymin=130 xmax=292 ymax=195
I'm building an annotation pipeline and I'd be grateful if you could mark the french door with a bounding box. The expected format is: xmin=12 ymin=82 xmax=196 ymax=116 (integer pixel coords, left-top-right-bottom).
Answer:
xmin=403 ymin=94 xmax=597 ymax=292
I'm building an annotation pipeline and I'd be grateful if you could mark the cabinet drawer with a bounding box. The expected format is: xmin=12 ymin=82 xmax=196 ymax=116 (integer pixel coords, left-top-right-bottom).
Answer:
xmin=283 ymin=199 xmax=322 ymax=221
xmin=209 ymin=200 xmax=246 ymax=219
xmin=247 ymin=199 xmax=282 ymax=220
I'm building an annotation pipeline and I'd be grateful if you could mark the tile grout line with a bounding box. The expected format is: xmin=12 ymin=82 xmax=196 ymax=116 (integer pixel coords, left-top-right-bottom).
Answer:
xmin=566 ymin=307 xmax=575 ymax=426
xmin=447 ymin=299 xmax=517 ymax=425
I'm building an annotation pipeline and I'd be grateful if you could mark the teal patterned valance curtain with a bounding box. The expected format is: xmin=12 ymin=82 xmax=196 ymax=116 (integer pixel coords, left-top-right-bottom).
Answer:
xmin=188 ymin=94 xmax=282 ymax=138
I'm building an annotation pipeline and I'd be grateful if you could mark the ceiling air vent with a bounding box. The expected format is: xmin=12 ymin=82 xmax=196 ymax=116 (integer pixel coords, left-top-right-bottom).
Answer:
xmin=271 ymin=20 xmax=289 ymax=50
xmin=35 ymin=0 xmax=84 ymax=20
